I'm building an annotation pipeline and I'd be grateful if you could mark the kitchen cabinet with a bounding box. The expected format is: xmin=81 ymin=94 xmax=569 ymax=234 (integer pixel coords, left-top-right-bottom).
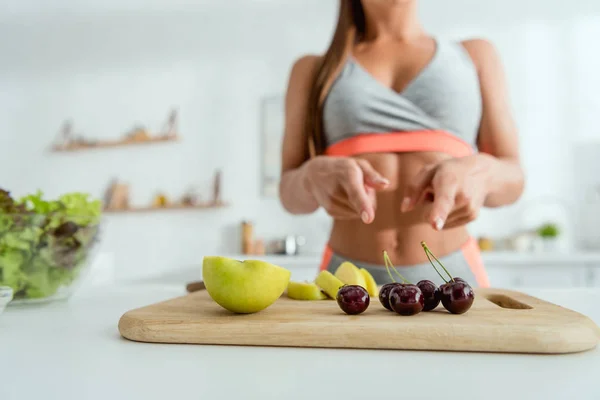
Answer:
xmin=486 ymin=266 xmax=589 ymax=289
xmin=482 ymin=252 xmax=600 ymax=289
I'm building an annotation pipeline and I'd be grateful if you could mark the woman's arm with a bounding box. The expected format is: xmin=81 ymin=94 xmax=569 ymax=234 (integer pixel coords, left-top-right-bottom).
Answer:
xmin=278 ymin=55 xmax=322 ymax=215
xmin=278 ymin=55 xmax=390 ymax=222
xmin=463 ymin=38 xmax=525 ymax=207
xmin=402 ymin=39 xmax=525 ymax=230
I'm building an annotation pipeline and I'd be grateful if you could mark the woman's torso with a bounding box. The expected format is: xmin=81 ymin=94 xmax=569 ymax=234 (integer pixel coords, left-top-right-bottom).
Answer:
xmin=322 ymin=36 xmax=482 ymax=266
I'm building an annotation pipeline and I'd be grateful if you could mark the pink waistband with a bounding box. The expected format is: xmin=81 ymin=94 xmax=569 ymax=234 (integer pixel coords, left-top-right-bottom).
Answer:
xmin=319 ymin=237 xmax=490 ymax=288
xmin=325 ymin=130 xmax=474 ymax=158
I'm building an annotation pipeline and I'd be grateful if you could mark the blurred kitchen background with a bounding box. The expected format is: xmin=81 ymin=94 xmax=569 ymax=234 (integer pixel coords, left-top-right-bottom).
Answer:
xmin=1 ymin=0 xmax=600 ymax=289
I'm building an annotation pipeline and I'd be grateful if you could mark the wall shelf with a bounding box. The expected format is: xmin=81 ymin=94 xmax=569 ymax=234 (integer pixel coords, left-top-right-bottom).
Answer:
xmin=52 ymin=135 xmax=178 ymax=152
xmin=103 ymin=202 xmax=228 ymax=214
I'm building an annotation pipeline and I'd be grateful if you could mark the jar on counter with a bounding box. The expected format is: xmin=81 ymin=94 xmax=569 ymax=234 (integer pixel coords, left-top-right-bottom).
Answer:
xmin=241 ymin=221 xmax=254 ymax=255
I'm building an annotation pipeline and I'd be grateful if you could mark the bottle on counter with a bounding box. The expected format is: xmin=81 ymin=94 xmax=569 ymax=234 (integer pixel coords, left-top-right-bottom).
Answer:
xmin=241 ymin=221 xmax=254 ymax=255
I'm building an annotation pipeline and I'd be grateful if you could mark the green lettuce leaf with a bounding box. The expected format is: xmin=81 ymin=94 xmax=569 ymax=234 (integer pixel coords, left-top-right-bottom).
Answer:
xmin=56 ymin=192 xmax=102 ymax=227
xmin=19 ymin=190 xmax=62 ymax=215
xmin=0 ymin=250 xmax=28 ymax=291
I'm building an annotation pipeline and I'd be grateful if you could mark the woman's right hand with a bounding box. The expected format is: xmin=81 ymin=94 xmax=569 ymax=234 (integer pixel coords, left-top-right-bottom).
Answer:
xmin=304 ymin=156 xmax=390 ymax=224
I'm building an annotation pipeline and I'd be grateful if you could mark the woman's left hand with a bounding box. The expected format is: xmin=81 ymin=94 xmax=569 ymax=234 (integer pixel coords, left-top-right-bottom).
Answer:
xmin=400 ymin=155 xmax=490 ymax=231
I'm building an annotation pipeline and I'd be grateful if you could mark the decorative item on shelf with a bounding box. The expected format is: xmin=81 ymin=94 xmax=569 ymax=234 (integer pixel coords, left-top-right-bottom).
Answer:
xmin=103 ymin=178 xmax=130 ymax=210
xmin=51 ymin=109 xmax=180 ymax=152
xmin=53 ymin=120 xmax=96 ymax=150
xmin=181 ymin=186 xmax=202 ymax=206
xmin=55 ymin=120 xmax=74 ymax=149
xmin=507 ymin=231 xmax=536 ymax=252
xmin=477 ymin=237 xmax=494 ymax=252
xmin=153 ymin=192 xmax=170 ymax=208
xmin=212 ymin=169 xmax=223 ymax=206
xmin=161 ymin=108 xmax=179 ymax=139
xmin=241 ymin=221 xmax=254 ymax=255
xmin=124 ymin=125 xmax=151 ymax=142
xmin=536 ymin=222 xmax=560 ymax=252
xmin=268 ymin=235 xmax=306 ymax=255
xmin=518 ymin=196 xmax=572 ymax=253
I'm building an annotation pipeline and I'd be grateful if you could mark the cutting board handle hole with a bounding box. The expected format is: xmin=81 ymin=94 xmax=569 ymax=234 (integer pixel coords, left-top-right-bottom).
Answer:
xmin=485 ymin=294 xmax=532 ymax=310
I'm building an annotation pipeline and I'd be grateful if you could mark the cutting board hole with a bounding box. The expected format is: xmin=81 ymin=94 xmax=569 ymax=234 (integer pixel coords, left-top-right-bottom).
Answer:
xmin=485 ymin=294 xmax=532 ymax=310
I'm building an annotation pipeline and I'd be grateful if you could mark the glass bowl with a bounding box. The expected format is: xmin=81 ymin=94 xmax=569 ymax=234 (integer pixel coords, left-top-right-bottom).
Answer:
xmin=0 ymin=286 xmax=13 ymax=313
xmin=0 ymin=212 xmax=101 ymax=305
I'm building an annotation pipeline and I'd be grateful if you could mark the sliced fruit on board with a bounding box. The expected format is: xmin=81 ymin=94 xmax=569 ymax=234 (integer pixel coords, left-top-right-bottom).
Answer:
xmin=315 ymin=270 xmax=345 ymax=299
xmin=334 ymin=262 xmax=366 ymax=288
xmin=287 ymin=281 xmax=327 ymax=300
xmin=360 ymin=268 xmax=379 ymax=297
xmin=202 ymin=256 xmax=291 ymax=314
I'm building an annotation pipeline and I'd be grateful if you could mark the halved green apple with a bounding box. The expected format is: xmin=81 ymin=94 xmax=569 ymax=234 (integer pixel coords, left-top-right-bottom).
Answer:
xmin=202 ymin=256 xmax=291 ymax=314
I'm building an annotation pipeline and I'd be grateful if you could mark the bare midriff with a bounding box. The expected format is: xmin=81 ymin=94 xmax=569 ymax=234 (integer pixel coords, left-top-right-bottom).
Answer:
xmin=327 ymin=151 xmax=471 ymax=266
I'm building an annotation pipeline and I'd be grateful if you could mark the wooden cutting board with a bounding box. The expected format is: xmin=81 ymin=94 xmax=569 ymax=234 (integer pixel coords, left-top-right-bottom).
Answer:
xmin=118 ymin=288 xmax=600 ymax=354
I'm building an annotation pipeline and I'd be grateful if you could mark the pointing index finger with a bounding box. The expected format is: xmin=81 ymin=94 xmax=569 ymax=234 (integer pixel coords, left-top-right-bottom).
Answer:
xmin=402 ymin=165 xmax=436 ymax=212
xmin=341 ymin=165 xmax=375 ymax=224
xmin=430 ymin=172 xmax=459 ymax=230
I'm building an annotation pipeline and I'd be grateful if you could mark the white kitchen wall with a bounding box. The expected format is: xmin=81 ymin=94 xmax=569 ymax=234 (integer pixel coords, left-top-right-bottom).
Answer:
xmin=1 ymin=0 xmax=600 ymax=279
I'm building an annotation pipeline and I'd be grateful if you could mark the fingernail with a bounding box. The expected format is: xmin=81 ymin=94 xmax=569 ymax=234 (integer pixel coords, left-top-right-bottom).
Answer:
xmin=434 ymin=218 xmax=444 ymax=231
xmin=361 ymin=211 xmax=369 ymax=224
xmin=401 ymin=197 xmax=411 ymax=212
xmin=374 ymin=177 xmax=390 ymax=185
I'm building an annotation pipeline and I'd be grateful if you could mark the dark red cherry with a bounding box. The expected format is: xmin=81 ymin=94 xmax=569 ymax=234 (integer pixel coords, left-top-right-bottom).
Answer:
xmin=389 ymin=284 xmax=424 ymax=316
xmin=416 ymin=280 xmax=440 ymax=311
xmin=439 ymin=281 xmax=474 ymax=314
xmin=378 ymin=282 xmax=403 ymax=311
xmin=336 ymin=285 xmax=370 ymax=315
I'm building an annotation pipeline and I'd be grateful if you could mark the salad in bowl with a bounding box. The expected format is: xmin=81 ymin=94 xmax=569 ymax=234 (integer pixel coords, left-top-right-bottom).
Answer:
xmin=0 ymin=188 xmax=102 ymax=304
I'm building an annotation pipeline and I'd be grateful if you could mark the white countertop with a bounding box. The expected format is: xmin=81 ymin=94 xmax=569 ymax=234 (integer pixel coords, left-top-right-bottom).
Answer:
xmin=1 ymin=284 xmax=599 ymax=400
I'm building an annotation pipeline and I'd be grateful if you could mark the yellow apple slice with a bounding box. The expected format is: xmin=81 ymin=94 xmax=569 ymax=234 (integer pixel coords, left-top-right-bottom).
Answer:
xmin=360 ymin=268 xmax=379 ymax=297
xmin=315 ymin=270 xmax=345 ymax=299
xmin=287 ymin=281 xmax=327 ymax=300
xmin=334 ymin=261 xmax=367 ymax=288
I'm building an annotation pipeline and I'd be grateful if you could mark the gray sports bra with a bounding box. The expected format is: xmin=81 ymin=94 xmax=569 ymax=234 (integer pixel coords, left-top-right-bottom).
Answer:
xmin=322 ymin=39 xmax=482 ymax=157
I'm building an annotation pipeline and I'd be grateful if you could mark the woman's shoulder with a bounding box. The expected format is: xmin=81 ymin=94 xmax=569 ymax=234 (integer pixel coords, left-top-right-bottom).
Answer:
xmin=458 ymin=38 xmax=503 ymax=71
xmin=286 ymin=54 xmax=323 ymax=90
xmin=460 ymin=38 xmax=499 ymax=55
xmin=289 ymin=54 xmax=323 ymax=77
xmin=292 ymin=54 xmax=323 ymax=66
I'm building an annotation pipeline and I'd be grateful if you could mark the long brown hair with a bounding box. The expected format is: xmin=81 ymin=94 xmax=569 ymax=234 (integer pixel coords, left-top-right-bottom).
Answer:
xmin=306 ymin=0 xmax=367 ymax=157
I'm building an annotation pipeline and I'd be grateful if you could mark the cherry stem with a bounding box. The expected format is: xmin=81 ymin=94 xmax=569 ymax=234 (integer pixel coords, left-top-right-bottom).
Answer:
xmin=383 ymin=251 xmax=411 ymax=284
xmin=382 ymin=251 xmax=396 ymax=283
xmin=421 ymin=241 xmax=455 ymax=283
xmin=423 ymin=249 xmax=448 ymax=284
